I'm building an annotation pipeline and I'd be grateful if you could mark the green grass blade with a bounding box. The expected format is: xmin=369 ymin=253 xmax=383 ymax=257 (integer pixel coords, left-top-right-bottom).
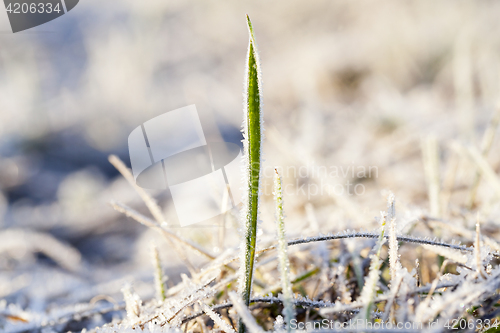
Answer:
xmin=151 ymin=243 xmax=166 ymax=302
xmin=238 ymin=14 xmax=263 ymax=333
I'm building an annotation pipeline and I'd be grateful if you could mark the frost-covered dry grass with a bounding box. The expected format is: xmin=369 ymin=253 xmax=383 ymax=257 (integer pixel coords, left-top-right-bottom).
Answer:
xmin=2 ymin=1 xmax=500 ymax=333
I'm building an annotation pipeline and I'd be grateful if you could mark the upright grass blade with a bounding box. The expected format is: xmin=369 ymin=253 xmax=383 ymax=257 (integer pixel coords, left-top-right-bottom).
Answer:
xmin=386 ymin=193 xmax=401 ymax=285
xmin=274 ymin=169 xmax=295 ymax=332
xmin=151 ymin=243 xmax=166 ymax=302
xmin=357 ymin=212 xmax=387 ymax=320
xmin=385 ymin=193 xmax=400 ymax=322
xmin=237 ymin=14 xmax=263 ymax=333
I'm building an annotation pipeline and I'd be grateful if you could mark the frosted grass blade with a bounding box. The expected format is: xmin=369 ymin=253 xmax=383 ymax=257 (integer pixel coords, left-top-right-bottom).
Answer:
xmin=237 ymin=14 xmax=263 ymax=333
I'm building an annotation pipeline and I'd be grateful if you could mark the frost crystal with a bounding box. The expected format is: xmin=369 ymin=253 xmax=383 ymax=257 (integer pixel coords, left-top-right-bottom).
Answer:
xmin=274 ymin=170 xmax=295 ymax=332
xmin=122 ymin=285 xmax=142 ymax=325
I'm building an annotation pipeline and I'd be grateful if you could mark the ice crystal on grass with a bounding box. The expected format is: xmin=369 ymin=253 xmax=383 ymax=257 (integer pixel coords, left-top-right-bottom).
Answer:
xmin=475 ymin=217 xmax=487 ymax=279
xmin=122 ymin=285 xmax=142 ymax=325
xmin=198 ymin=301 xmax=235 ymax=333
xmin=356 ymin=211 xmax=387 ymax=320
xmin=386 ymin=193 xmax=402 ymax=286
xmin=273 ymin=315 xmax=285 ymax=333
xmin=273 ymin=169 xmax=295 ymax=332
xmin=151 ymin=243 xmax=167 ymax=302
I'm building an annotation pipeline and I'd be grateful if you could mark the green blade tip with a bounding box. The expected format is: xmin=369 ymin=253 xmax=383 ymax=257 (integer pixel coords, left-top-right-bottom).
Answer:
xmin=246 ymin=14 xmax=255 ymax=41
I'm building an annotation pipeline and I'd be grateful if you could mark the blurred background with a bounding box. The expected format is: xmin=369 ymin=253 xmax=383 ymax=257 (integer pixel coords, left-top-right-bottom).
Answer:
xmin=1 ymin=0 xmax=500 ymax=331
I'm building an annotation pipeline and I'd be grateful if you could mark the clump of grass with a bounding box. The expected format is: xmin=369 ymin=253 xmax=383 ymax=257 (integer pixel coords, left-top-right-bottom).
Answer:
xmin=237 ymin=14 xmax=263 ymax=333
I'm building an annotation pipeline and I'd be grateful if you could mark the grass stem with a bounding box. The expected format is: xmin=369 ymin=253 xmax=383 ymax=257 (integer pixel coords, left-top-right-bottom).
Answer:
xmin=274 ymin=169 xmax=295 ymax=331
